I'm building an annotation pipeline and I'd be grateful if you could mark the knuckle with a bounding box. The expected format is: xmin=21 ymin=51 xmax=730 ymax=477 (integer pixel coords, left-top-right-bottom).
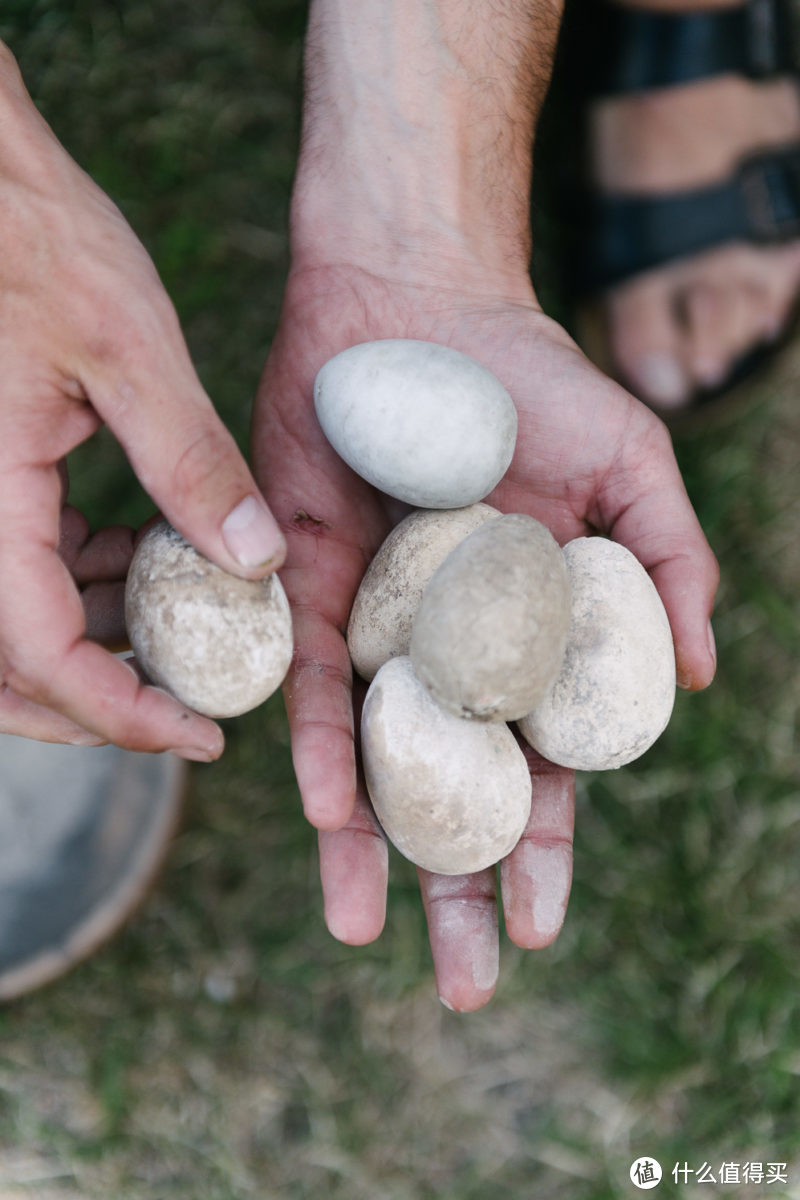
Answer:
xmin=2 ymin=657 xmax=42 ymax=704
xmin=344 ymin=803 xmax=386 ymax=840
xmin=634 ymin=409 xmax=675 ymax=472
xmin=74 ymin=258 xmax=178 ymax=368
xmin=423 ymin=873 xmax=496 ymax=907
xmin=170 ymin=423 xmax=237 ymax=508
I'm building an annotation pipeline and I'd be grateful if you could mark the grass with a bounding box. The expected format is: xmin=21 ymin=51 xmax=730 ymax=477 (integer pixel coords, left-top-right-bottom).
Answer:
xmin=2 ymin=3 xmax=800 ymax=1198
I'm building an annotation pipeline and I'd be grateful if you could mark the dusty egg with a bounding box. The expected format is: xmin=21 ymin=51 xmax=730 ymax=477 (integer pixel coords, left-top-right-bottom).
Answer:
xmin=410 ymin=513 xmax=571 ymax=722
xmin=347 ymin=503 xmax=500 ymax=681
xmin=313 ymin=339 xmax=517 ymax=508
xmin=518 ymin=537 xmax=676 ymax=770
xmin=125 ymin=520 xmax=293 ymax=718
xmin=361 ymin=656 xmax=532 ymax=875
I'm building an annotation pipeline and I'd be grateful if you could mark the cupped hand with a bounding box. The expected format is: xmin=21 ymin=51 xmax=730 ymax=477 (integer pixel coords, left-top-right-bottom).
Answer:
xmin=0 ymin=45 xmax=285 ymax=756
xmin=253 ymin=261 xmax=718 ymax=1010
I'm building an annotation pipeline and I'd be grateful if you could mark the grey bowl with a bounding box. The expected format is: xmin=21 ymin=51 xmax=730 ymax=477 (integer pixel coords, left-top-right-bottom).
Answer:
xmin=0 ymin=736 xmax=185 ymax=1001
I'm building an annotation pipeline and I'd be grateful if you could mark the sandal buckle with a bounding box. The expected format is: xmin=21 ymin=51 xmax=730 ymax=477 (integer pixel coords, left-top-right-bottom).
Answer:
xmin=745 ymin=0 xmax=794 ymax=76
xmin=739 ymin=149 xmax=800 ymax=240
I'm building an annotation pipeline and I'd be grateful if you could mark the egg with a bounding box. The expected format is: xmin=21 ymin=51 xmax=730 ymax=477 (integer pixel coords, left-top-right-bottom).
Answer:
xmin=125 ymin=520 xmax=293 ymax=718
xmin=410 ymin=513 xmax=571 ymax=722
xmin=347 ymin=503 xmax=501 ymax=681
xmin=361 ymin=656 xmax=532 ymax=875
xmin=517 ymin=537 xmax=675 ymax=770
xmin=314 ymin=339 xmax=517 ymax=508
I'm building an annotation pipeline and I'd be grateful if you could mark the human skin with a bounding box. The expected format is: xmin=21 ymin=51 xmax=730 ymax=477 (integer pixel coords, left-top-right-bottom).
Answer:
xmin=253 ymin=0 xmax=719 ymax=1010
xmin=0 ymin=43 xmax=285 ymax=758
xmin=0 ymin=4 xmax=719 ymax=1010
xmin=587 ymin=0 xmax=800 ymax=410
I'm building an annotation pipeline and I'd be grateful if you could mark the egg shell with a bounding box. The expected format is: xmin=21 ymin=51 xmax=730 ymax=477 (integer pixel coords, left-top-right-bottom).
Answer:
xmin=517 ymin=537 xmax=676 ymax=770
xmin=361 ymin=656 xmax=532 ymax=875
xmin=125 ymin=520 xmax=293 ymax=718
xmin=313 ymin=339 xmax=517 ymax=508
xmin=410 ymin=513 xmax=571 ymax=722
xmin=347 ymin=503 xmax=501 ymax=681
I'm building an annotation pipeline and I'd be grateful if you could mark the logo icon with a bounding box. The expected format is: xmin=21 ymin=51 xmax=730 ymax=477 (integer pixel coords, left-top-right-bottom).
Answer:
xmin=630 ymin=1157 xmax=662 ymax=1189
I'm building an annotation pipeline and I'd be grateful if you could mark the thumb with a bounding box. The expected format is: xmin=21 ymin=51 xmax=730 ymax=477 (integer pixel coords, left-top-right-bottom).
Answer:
xmin=80 ymin=293 xmax=285 ymax=578
xmin=602 ymin=421 xmax=719 ymax=691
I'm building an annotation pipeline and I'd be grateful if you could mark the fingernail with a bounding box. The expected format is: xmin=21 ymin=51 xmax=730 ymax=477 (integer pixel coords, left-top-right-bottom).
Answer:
xmin=119 ymin=655 xmax=148 ymax=685
xmin=528 ymin=843 xmax=571 ymax=944
xmin=633 ymin=354 xmax=689 ymax=408
xmin=222 ymin=495 xmax=284 ymax=567
xmin=707 ymin=618 xmax=717 ymax=672
xmin=438 ymin=995 xmax=457 ymax=1012
xmin=170 ymin=746 xmax=215 ymax=763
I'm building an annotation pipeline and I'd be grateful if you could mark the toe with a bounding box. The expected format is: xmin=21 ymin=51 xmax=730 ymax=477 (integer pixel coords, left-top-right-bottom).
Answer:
xmin=755 ymin=242 xmax=800 ymax=340
xmin=680 ymin=243 xmax=800 ymax=389
xmin=606 ymin=274 xmax=690 ymax=411
xmin=681 ymin=279 xmax=737 ymax=390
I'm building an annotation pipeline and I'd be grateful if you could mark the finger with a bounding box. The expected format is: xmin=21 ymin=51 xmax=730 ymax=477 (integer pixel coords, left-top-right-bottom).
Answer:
xmin=318 ymin=785 xmax=388 ymax=945
xmin=501 ymin=748 xmax=574 ymax=949
xmin=418 ymin=868 xmax=499 ymax=1012
xmin=598 ymin=413 xmax=719 ymax=690
xmin=0 ymin=467 xmax=223 ymax=758
xmin=6 ymin=632 xmax=223 ymax=760
xmin=59 ymin=508 xmax=135 ymax=583
xmin=77 ymin=285 xmax=285 ymax=578
xmin=57 ymin=459 xmax=69 ymax=505
xmin=82 ymin=580 xmax=127 ymax=647
xmin=283 ymin=602 xmax=357 ymax=831
xmin=0 ymin=684 xmax=105 ymax=746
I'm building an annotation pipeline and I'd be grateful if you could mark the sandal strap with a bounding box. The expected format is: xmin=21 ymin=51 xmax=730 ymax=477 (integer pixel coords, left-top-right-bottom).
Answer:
xmin=575 ymin=144 xmax=800 ymax=292
xmin=587 ymin=0 xmax=796 ymax=94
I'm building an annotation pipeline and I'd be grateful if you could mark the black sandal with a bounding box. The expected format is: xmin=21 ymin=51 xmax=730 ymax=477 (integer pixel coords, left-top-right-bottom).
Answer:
xmin=535 ymin=0 xmax=800 ymax=414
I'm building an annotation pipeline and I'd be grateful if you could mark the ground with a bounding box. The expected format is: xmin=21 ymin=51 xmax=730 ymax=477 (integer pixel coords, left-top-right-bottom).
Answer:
xmin=1 ymin=4 xmax=800 ymax=1199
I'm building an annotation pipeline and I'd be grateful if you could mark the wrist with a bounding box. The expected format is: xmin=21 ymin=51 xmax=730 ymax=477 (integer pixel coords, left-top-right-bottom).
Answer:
xmin=291 ymin=0 xmax=561 ymax=299
xmin=290 ymin=181 xmax=536 ymax=301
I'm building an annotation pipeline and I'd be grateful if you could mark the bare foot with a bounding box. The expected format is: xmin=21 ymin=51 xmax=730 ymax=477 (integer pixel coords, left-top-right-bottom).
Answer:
xmin=590 ymin=73 xmax=800 ymax=411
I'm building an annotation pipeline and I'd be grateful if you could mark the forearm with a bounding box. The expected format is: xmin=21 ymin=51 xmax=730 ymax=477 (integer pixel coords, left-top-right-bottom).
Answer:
xmin=292 ymin=0 xmax=562 ymax=290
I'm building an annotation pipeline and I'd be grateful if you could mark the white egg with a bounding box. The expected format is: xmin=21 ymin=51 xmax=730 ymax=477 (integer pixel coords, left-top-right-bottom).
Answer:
xmin=518 ymin=537 xmax=675 ymax=770
xmin=361 ymin=656 xmax=532 ymax=875
xmin=347 ymin=504 xmax=501 ymax=681
xmin=410 ymin=513 xmax=571 ymax=722
xmin=314 ymin=339 xmax=517 ymax=508
xmin=125 ymin=520 xmax=293 ymax=718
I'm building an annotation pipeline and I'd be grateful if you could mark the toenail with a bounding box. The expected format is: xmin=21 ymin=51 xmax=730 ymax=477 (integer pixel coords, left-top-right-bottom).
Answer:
xmin=693 ymin=358 xmax=728 ymax=389
xmin=632 ymin=354 xmax=688 ymax=408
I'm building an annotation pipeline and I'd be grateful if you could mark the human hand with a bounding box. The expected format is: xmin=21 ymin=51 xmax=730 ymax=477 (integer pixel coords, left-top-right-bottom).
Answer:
xmin=253 ymin=261 xmax=719 ymax=1010
xmin=0 ymin=44 xmax=285 ymax=756
xmin=251 ymin=0 xmax=717 ymax=1009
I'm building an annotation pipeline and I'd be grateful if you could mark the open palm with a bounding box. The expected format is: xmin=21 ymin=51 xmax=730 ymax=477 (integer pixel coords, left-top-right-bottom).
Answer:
xmin=253 ymin=262 xmax=718 ymax=1010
